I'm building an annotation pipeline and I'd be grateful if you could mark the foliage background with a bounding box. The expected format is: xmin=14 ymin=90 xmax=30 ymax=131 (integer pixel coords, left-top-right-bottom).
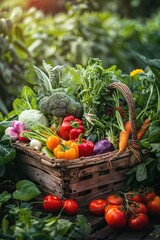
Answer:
xmin=0 ymin=0 xmax=160 ymax=114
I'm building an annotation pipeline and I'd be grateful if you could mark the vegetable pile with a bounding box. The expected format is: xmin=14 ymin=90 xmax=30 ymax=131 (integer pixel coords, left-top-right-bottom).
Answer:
xmin=88 ymin=187 xmax=160 ymax=231
xmin=1 ymin=54 xmax=160 ymax=237
xmin=1 ymin=54 xmax=160 ymax=186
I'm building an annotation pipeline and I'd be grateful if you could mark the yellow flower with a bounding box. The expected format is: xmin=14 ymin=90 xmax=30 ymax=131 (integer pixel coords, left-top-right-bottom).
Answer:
xmin=130 ymin=69 xmax=144 ymax=77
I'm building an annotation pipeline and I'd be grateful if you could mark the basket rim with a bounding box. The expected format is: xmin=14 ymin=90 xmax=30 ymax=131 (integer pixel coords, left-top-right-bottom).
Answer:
xmin=13 ymin=141 xmax=148 ymax=167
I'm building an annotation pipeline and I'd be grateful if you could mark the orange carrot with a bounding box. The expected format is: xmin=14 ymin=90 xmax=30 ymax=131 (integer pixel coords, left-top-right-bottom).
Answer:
xmin=124 ymin=121 xmax=131 ymax=136
xmin=118 ymin=130 xmax=130 ymax=153
xmin=137 ymin=118 xmax=150 ymax=140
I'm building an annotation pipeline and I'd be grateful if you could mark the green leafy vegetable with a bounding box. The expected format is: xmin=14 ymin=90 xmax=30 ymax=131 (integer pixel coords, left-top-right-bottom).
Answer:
xmin=0 ymin=134 xmax=16 ymax=166
xmin=0 ymin=191 xmax=11 ymax=208
xmin=18 ymin=109 xmax=49 ymax=129
xmin=13 ymin=180 xmax=41 ymax=201
xmin=13 ymin=86 xmax=38 ymax=115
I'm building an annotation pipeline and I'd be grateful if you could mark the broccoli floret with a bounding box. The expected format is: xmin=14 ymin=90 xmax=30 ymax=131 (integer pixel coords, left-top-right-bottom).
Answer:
xmin=38 ymin=92 xmax=83 ymax=118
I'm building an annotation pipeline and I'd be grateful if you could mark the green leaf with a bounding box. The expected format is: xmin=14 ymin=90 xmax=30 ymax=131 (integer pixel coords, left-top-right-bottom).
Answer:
xmin=136 ymin=163 xmax=147 ymax=182
xmin=27 ymin=64 xmax=52 ymax=97
xmin=56 ymin=219 xmax=72 ymax=235
xmin=1 ymin=215 xmax=9 ymax=234
xmin=13 ymin=86 xmax=37 ymax=115
xmin=13 ymin=180 xmax=41 ymax=201
xmin=138 ymin=53 xmax=160 ymax=70
xmin=0 ymin=191 xmax=11 ymax=205
xmin=14 ymin=25 xmax=24 ymax=41
xmin=0 ymin=164 xmax=5 ymax=177
xmin=0 ymin=134 xmax=16 ymax=165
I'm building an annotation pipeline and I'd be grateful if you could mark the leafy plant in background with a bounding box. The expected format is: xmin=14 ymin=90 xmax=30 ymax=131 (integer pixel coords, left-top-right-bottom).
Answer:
xmin=0 ymin=116 xmax=17 ymax=177
xmin=124 ymin=56 xmax=160 ymax=189
xmin=1 ymin=1 xmax=160 ymax=114
xmin=0 ymin=180 xmax=91 ymax=240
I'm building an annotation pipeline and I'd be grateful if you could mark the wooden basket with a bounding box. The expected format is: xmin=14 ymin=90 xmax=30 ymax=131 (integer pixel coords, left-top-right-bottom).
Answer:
xmin=14 ymin=82 xmax=148 ymax=207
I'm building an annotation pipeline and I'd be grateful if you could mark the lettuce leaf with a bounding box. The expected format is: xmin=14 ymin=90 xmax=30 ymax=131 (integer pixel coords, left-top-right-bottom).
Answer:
xmin=13 ymin=86 xmax=37 ymax=115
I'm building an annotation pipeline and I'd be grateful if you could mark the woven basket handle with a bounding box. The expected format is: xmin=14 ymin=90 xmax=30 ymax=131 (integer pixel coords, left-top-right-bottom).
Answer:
xmin=107 ymin=82 xmax=141 ymax=165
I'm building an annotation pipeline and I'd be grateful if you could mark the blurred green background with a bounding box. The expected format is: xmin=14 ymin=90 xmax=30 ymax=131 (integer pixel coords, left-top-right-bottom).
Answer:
xmin=1 ymin=0 xmax=160 ymax=115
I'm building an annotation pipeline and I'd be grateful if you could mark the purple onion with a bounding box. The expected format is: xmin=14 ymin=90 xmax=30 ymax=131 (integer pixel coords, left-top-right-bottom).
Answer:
xmin=12 ymin=120 xmax=25 ymax=133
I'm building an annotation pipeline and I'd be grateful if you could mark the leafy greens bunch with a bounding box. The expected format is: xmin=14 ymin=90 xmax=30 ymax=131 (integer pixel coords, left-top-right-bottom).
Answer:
xmin=0 ymin=180 xmax=91 ymax=240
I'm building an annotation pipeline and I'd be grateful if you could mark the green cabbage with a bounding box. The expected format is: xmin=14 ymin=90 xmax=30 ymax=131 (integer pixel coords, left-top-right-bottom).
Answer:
xmin=18 ymin=109 xmax=49 ymax=130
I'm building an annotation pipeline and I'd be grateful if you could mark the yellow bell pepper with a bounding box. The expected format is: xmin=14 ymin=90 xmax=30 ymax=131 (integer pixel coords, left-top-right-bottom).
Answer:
xmin=54 ymin=140 xmax=79 ymax=160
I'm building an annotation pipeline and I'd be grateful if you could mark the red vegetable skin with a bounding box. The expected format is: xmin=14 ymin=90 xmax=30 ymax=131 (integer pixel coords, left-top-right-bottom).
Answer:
xmin=141 ymin=191 xmax=157 ymax=204
xmin=18 ymin=130 xmax=29 ymax=143
xmin=126 ymin=191 xmax=142 ymax=203
xmin=89 ymin=199 xmax=106 ymax=215
xmin=105 ymin=194 xmax=124 ymax=206
xmin=43 ymin=195 xmax=63 ymax=213
xmin=129 ymin=203 xmax=148 ymax=215
xmin=105 ymin=206 xmax=127 ymax=229
xmin=62 ymin=199 xmax=79 ymax=216
xmin=147 ymin=196 xmax=160 ymax=216
xmin=75 ymin=134 xmax=94 ymax=157
xmin=58 ymin=115 xmax=84 ymax=140
xmin=128 ymin=213 xmax=149 ymax=231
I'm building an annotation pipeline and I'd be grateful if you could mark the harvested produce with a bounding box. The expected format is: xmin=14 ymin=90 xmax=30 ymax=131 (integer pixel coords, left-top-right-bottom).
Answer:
xmin=29 ymin=139 xmax=42 ymax=150
xmin=147 ymin=196 xmax=160 ymax=216
xmin=75 ymin=134 xmax=94 ymax=157
xmin=137 ymin=118 xmax=150 ymax=140
xmin=43 ymin=195 xmax=63 ymax=213
xmin=46 ymin=135 xmax=62 ymax=151
xmin=128 ymin=213 xmax=149 ymax=231
xmin=54 ymin=140 xmax=79 ymax=160
xmin=58 ymin=115 xmax=85 ymax=140
xmin=126 ymin=191 xmax=142 ymax=203
xmin=17 ymin=130 xmax=29 ymax=143
xmin=105 ymin=194 xmax=124 ymax=206
xmin=18 ymin=109 xmax=49 ymax=130
xmin=89 ymin=199 xmax=107 ymax=216
xmin=104 ymin=205 xmax=127 ymax=229
xmin=5 ymin=127 xmax=19 ymax=141
xmin=5 ymin=120 xmax=25 ymax=141
xmin=93 ymin=138 xmax=114 ymax=155
xmin=62 ymin=199 xmax=79 ymax=216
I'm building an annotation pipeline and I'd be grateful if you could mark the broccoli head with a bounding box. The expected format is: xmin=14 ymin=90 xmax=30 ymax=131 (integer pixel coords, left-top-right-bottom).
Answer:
xmin=38 ymin=91 xmax=83 ymax=118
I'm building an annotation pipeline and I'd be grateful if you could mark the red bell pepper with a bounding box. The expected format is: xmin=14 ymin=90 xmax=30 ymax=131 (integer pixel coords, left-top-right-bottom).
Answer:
xmin=58 ymin=115 xmax=85 ymax=140
xmin=75 ymin=134 xmax=94 ymax=157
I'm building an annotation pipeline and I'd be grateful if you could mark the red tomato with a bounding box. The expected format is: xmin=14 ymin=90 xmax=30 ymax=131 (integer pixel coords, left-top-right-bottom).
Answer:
xmin=129 ymin=202 xmax=147 ymax=215
xmin=62 ymin=199 xmax=79 ymax=216
xmin=43 ymin=195 xmax=63 ymax=213
xmin=128 ymin=213 xmax=149 ymax=231
xmin=126 ymin=191 xmax=141 ymax=203
xmin=104 ymin=206 xmax=127 ymax=229
xmin=147 ymin=196 xmax=160 ymax=216
xmin=141 ymin=191 xmax=157 ymax=204
xmin=105 ymin=204 xmax=124 ymax=214
xmin=18 ymin=130 xmax=29 ymax=143
xmin=106 ymin=194 xmax=124 ymax=206
xmin=89 ymin=199 xmax=106 ymax=215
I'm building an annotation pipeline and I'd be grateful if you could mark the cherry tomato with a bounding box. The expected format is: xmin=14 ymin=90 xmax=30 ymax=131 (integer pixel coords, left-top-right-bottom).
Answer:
xmin=43 ymin=195 xmax=63 ymax=213
xmin=126 ymin=191 xmax=141 ymax=203
xmin=141 ymin=191 xmax=157 ymax=204
xmin=104 ymin=206 xmax=127 ymax=229
xmin=62 ymin=199 xmax=79 ymax=216
xmin=128 ymin=213 xmax=149 ymax=231
xmin=147 ymin=196 xmax=160 ymax=216
xmin=106 ymin=194 xmax=124 ymax=205
xmin=18 ymin=130 xmax=29 ymax=143
xmin=129 ymin=202 xmax=147 ymax=215
xmin=89 ymin=199 xmax=106 ymax=215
